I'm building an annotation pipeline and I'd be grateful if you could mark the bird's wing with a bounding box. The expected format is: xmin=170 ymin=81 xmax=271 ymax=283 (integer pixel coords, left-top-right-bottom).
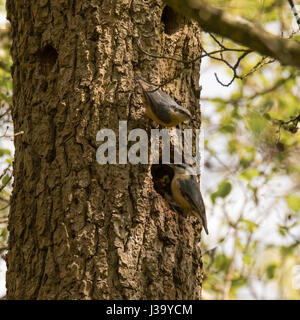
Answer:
xmin=151 ymin=90 xmax=191 ymax=120
xmin=143 ymin=89 xmax=175 ymax=124
xmin=179 ymin=177 xmax=209 ymax=234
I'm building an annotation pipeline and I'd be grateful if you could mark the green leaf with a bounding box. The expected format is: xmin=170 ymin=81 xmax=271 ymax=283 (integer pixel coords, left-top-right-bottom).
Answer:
xmin=231 ymin=277 xmax=247 ymax=289
xmin=1 ymin=174 xmax=10 ymax=186
xmin=240 ymin=169 xmax=259 ymax=181
xmin=280 ymin=243 xmax=298 ymax=256
xmin=220 ymin=125 xmax=235 ymax=134
xmin=211 ymin=181 xmax=232 ymax=203
xmin=228 ymin=139 xmax=238 ymax=154
xmin=263 ymin=113 xmax=271 ymax=120
xmin=241 ymin=219 xmax=258 ymax=232
xmin=292 ymin=35 xmax=300 ymax=43
xmin=266 ymin=264 xmax=277 ymax=279
xmin=0 ymin=148 xmax=11 ymax=157
xmin=246 ymin=111 xmax=268 ymax=137
xmin=0 ymin=229 xmax=8 ymax=242
xmin=286 ymin=195 xmax=300 ymax=213
xmin=278 ymin=225 xmax=288 ymax=237
xmin=214 ymin=254 xmax=231 ymax=273
xmin=260 ymin=100 xmax=273 ymax=113
xmin=243 ymin=253 xmax=252 ymax=265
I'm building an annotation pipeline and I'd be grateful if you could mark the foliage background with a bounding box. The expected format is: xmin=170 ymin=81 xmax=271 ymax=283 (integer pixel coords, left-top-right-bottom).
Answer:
xmin=200 ymin=0 xmax=300 ymax=299
xmin=0 ymin=0 xmax=300 ymax=299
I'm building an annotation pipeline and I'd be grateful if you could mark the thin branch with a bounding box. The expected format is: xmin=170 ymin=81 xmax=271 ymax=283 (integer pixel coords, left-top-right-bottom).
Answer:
xmin=165 ymin=0 xmax=300 ymax=69
xmin=137 ymin=36 xmax=252 ymax=88
xmin=0 ymin=167 xmax=10 ymax=180
xmin=276 ymin=112 xmax=300 ymax=135
xmin=0 ymin=204 xmax=10 ymax=211
xmin=138 ymin=37 xmax=251 ymax=66
xmin=201 ymin=72 xmax=296 ymax=103
xmin=0 ymin=106 xmax=11 ymax=120
xmin=0 ymin=196 xmax=9 ymax=204
xmin=0 ymin=167 xmax=12 ymax=193
xmin=0 ymin=126 xmax=9 ymax=138
xmin=209 ymin=33 xmax=226 ymax=49
xmin=242 ymin=56 xmax=275 ymax=78
xmin=214 ymin=51 xmax=251 ymax=87
xmin=0 ymin=246 xmax=8 ymax=255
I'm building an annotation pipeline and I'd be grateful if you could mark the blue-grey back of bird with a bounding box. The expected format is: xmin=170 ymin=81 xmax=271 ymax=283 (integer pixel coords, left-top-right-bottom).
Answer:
xmin=143 ymin=88 xmax=173 ymax=124
xmin=179 ymin=176 xmax=208 ymax=234
xmin=136 ymin=77 xmax=193 ymax=126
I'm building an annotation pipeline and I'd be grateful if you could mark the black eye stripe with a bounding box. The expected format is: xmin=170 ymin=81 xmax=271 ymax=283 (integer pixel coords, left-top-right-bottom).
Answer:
xmin=170 ymin=106 xmax=189 ymax=115
xmin=177 ymin=109 xmax=189 ymax=115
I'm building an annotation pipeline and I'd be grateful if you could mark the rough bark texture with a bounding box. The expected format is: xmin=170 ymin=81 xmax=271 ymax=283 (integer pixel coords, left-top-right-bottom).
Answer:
xmin=6 ymin=0 xmax=203 ymax=299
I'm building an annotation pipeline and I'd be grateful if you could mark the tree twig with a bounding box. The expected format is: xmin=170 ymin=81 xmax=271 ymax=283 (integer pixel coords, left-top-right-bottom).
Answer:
xmin=165 ymin=0 xmax=300 ymax=69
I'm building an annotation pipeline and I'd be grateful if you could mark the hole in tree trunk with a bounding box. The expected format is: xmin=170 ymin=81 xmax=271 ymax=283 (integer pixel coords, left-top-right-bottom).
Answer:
xmin=37 ymin=45 xmax=58 ymax=76
xmin=151 ymin=164 xmax=174 ymax=199
xmin=161 ymin=6 xmax=180 ymax=35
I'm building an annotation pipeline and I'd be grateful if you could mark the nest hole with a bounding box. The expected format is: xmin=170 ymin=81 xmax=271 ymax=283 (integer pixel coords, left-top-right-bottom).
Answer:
xmin=161 ymin=6 xmax=181 ymax=35
xmin=151 ymin=164 xmax=174 ymax=198
xmin=37 ymin=45 xmax=58 ymax=76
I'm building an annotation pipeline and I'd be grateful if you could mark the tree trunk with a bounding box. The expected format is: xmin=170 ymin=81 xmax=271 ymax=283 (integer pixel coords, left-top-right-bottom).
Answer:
xmin=6 ymin=0 xmax=203 ymax=299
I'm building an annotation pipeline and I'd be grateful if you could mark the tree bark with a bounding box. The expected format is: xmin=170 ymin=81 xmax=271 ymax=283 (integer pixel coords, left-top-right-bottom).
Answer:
xmin=6 ymin=0 xmax=203 ymax=299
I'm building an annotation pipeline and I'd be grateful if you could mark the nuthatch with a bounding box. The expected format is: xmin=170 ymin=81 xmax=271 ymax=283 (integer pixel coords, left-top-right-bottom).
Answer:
xmin=136 ymin=77 xmax=195 ymax=127
xmin=170 ymin=163 xmax=208 ymax=235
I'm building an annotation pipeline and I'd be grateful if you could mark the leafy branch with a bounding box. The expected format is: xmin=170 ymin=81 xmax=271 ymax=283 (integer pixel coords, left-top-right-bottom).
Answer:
xmin=165 ymin=0 xmax=300 ymax=69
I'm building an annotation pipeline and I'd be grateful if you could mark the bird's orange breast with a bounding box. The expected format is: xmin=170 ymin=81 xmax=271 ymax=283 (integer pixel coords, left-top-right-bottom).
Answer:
xmin=145 ymin=104 xmax=174 ymax=127
xmin=171 ymin=177 xmax=192 ymax=210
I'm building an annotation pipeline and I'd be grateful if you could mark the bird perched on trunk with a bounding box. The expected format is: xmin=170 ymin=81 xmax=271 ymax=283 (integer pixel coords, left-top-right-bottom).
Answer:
xmin=136 ymin=77 xmax=195 ymax=127
xmin=170 ymin=163 xmax=208 ymax=235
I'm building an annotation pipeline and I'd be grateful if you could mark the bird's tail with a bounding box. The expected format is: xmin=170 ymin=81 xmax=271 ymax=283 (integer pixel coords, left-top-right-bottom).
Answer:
xmin=193 ymin=208 xmax=209 ymax=235
xmin=202 ymin=215 xmax=209 ymax=235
